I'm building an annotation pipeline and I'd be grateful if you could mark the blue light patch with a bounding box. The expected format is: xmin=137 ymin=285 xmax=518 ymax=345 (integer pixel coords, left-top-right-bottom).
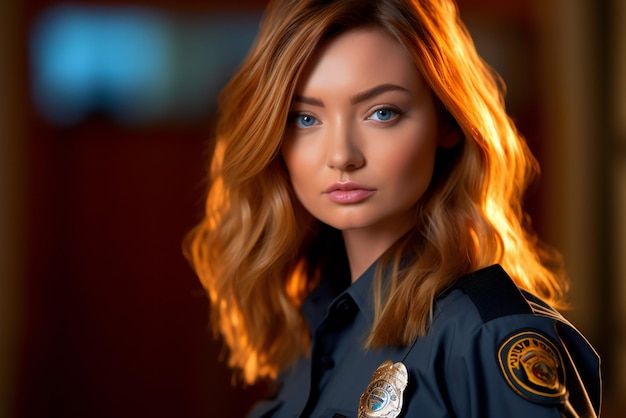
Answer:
xmin=30 ymin=5 xmax=260 ymax=126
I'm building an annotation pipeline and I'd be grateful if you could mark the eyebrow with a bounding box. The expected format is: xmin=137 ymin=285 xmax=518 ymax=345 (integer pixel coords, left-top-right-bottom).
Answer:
xmin=293 ymin=83 xmax=411 ymax=107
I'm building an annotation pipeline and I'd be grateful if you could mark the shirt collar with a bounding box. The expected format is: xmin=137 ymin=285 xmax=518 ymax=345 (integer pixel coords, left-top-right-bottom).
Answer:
xmin=302 ymin=258 xmax=380 ymax=332
xmin=344 ymin=260 xmax=378 ymax=324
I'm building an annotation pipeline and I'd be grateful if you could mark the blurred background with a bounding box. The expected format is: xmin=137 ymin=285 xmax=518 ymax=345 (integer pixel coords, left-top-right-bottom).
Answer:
xmin=0 ymin=0 xmax=623 ymax=416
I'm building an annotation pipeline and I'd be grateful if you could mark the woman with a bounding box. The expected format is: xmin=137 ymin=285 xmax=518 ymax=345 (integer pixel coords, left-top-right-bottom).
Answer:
xmin=186 ymin=0 xmax=601 ymax=416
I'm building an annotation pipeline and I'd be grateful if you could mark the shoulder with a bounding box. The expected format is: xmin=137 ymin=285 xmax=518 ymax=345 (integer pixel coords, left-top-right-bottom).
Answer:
xmin=421 ymin=264 xmax=601 ymax=416
xmin=448 ymin=264 xmax=563 ymax=323
xmin=429 ymin=264 xmax=563 ymax=336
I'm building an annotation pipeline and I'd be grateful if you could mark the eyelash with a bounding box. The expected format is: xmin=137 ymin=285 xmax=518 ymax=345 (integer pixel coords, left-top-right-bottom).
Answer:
xmin=367 ymin=105 xmax=402 ymax=122
xmin=289 ymin=113 xmax=319 ymax=129
xmin=288 ymin=105 xmax=403 ymax=128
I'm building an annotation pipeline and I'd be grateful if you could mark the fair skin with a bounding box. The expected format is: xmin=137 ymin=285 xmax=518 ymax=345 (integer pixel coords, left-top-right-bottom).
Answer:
xmin=282 ymin=27 xmax=452 ymax=281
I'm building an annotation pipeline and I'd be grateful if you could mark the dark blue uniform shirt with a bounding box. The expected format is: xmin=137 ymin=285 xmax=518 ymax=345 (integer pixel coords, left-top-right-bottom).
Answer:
xmin=248 ymin=263 xmax=601 ymax=418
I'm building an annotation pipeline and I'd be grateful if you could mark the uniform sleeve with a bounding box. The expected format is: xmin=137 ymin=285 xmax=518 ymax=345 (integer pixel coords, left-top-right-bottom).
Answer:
xmin=442 ymin=314 xmax=599 ymax=418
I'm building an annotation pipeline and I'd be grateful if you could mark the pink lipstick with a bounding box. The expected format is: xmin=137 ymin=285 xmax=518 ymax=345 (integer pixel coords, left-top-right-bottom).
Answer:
xmin=323 ymin=181 xmax=375 ymax=204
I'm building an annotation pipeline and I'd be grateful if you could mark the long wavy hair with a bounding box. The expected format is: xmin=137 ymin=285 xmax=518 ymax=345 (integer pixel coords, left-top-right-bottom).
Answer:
xmin=185 ymin=0 xmax=568 ymax=384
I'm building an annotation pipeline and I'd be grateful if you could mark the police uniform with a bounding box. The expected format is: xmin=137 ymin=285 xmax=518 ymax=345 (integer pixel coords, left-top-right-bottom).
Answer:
xmin=248 ymin=262 xmax=602 ymax=418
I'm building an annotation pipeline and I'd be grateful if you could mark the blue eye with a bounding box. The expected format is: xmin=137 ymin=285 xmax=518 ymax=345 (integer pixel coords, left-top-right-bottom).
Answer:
xmin=293 ymin=114 xmax=318 ymax=128
xmin=369 ymin=108 xmax=398 ymax=122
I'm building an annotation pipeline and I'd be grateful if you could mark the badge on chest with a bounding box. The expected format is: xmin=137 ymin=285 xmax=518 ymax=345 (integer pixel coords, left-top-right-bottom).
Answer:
xmin=358 ymin=360 xmax=408 ymax=418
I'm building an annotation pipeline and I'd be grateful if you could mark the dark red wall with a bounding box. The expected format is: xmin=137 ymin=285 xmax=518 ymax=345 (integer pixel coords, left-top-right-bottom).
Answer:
xmin=16 ymin=1 xmax=270 ymax=416
xmin=18 ymin=120 xmax=270 ymax=417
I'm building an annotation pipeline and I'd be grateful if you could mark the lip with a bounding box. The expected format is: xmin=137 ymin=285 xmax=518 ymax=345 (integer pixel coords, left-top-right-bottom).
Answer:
xmin=323 ymin=181 xmax=376 ymax=204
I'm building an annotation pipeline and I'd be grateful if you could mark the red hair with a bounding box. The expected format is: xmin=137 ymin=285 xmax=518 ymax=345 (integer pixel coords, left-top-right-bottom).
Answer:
xmin=185 ymin=0 xmax=567 ymax=383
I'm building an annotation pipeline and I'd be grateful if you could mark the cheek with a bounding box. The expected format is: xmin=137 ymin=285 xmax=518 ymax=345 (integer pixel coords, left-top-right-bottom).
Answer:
xmin=396 ymin=152 xmax=435 ymax=191
xmin=281 ymin=143 xmax=315 ymax=197
xmin=281 ymin=133 xmax=320 ymax=172
xmin=281 ymin=144 xmax=297 ymax=176
xmin=380 ymin=139 xmax=439 ymax=199
xmin=378 ymin=127 xmax=438 ymax=173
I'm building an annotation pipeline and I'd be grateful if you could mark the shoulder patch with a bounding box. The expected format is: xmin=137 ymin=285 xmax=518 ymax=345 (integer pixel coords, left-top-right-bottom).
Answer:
xmin=497 ymin=330 xmax=567 ymax=406
xmin=455 ymin=265 xmax=532 ymax=322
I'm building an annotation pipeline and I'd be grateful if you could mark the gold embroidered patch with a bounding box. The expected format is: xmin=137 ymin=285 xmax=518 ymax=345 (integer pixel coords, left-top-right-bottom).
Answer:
xmin=498 ymin=330 xmax=567 ymax=405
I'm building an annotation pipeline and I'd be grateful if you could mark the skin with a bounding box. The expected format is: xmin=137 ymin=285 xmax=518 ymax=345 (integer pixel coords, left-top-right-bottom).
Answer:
xmin=282 ymin=27 xmax=453 ymax=281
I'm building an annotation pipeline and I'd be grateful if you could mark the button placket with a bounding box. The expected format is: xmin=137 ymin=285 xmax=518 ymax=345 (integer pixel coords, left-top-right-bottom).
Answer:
xmin=301 ymin=295 xmax=359 ymax=417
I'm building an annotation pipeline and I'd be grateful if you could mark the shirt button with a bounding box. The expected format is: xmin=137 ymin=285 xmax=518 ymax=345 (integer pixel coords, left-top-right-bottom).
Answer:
xmin=334 ymin=296 xmax=356 ymax=315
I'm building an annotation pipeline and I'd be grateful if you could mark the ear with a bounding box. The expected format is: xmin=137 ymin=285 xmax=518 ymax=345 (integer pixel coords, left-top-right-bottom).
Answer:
xmin=438 ymin=123 xmax=462 ymax=148
xmin=435 ymin=101 xmax=463 ymax=148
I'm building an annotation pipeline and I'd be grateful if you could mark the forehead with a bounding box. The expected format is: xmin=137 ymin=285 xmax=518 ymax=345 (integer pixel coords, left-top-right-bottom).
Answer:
xmin=296 ymin=27 xmax=420 ymax=92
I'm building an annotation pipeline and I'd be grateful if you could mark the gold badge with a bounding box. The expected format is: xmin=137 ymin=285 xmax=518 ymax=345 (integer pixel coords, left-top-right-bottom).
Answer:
xmin=498 ymin=331 xmax=567 ymax=405
xmin=358 ymin=360 xmax=408 ymax=418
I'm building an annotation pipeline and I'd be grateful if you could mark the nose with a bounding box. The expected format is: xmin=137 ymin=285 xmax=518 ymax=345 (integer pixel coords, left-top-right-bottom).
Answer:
xmin=325 ymin=123 xmax=365 ymax=171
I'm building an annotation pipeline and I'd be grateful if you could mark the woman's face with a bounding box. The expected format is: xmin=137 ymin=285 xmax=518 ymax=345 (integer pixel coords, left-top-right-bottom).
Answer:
xmin=282 ymin=27 xmax=447 ymax=239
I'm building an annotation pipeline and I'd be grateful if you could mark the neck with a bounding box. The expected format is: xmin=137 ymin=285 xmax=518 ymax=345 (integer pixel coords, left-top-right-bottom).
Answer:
xmin=342 ymin=224 xmax=411 ymax=283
